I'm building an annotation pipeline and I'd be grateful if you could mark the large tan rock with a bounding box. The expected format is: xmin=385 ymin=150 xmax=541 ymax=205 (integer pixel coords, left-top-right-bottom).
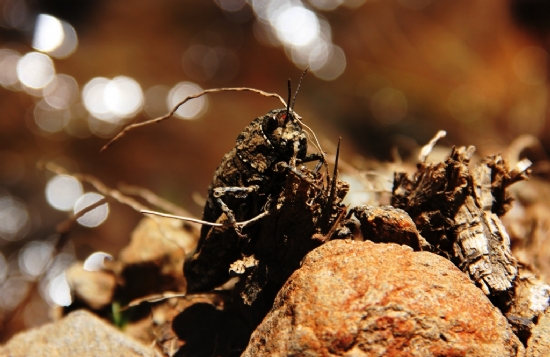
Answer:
xmin=0 ymin=310 xmax=157 ymax=357
xmin=243 ymin=240 xmax=524 ymax=357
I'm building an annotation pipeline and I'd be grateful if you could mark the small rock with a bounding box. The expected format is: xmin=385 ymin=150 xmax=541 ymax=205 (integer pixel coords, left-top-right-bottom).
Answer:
xmin=65 ymin=262 xmax=116 ymax=310
xmin=118 ymin=217 xmax=198 ymax=297
xmin=119 ymin=216 xmax=197 ymax=265
xmin=243 ymin=240 xmax=524 ymax=357
xmin=526 ymin=309 xmax=550 ymax=357
xmin=0 ymin=310 xmax=157 ymax=357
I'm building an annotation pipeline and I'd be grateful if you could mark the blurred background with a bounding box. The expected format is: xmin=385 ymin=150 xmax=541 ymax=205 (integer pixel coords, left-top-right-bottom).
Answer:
xmin=1 ymin=0 xmax=549 ymax=341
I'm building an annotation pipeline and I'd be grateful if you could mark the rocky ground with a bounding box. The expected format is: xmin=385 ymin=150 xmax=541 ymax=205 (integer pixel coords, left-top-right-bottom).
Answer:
xmin=2 ymin=132 xmax=550 ymax=357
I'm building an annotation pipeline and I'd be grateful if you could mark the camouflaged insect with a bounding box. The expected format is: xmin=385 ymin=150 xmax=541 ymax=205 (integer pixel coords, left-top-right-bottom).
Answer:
xmin=232 ymin=154 xmax=350 ymax=306
xmin=184 ymin=108 xmax=325 ymax=294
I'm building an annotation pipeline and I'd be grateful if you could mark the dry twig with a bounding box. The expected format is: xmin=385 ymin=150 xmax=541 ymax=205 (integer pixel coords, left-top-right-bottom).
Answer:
xmin=101 ymin=87 xmax=287 ymax=152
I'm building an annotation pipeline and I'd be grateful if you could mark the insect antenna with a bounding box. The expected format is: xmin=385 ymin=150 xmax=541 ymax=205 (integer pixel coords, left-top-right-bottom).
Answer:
xmin=100 ymin=87 xmax=287 ymax=152
xmin=291 ymin=67 xmax=309 ymax=109
xmin=285 ymin=79 xmax=292 ymax=121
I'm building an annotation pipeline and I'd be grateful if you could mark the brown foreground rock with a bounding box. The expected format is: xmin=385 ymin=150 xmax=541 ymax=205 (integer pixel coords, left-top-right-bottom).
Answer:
xmin=0 ymin=310 xmax=157 ymax=357
xmin=243 ymin=240 xmax=524 ymax=357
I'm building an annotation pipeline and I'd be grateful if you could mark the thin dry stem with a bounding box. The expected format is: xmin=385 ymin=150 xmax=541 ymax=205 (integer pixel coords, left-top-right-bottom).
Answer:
xmin=56 ymin=198 xmax=108 ymax=234
xmin=142 ymin=210 xmax=223 ymax=226
xmin=418 ymin=130 xmax=446 ymax=163
xmin=101 ymin=87 xmax=287 ymax=152
xmin=142 ymin=208 xmax=271 ymax=228
xmin=42 ymin=161 xmax=150 ymax=212
xmin=117 ymin=182 xmax=192 ymax=217
xmin=298 ymin=119 xmax=325 ymax=160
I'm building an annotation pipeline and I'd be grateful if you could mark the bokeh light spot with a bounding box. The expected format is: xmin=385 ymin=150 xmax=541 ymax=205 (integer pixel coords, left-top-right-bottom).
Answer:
xmin=83 ymin=252 xmax=113 ymax=271
xmin=46 ymin=175 xmax=83 ymax=211
xmin=33 ymin=14 xmax=64 ymax=53
xmin=104 ymin=76 xmax=144 ymax=117
xmin=16 ymin=52 xmax=55 ymax=89
xmin=19 ymin=240 xmax=55 ymax=278
xmin=82 ymin=77 xmax=113 ymax=121
xmin=0 ymin=49 xmax=21 ymax=88
xmin=275 ymin=6 xmax=319 ymax=47
xmin=73 ymin=192 xmax=109 ymax=227
xmin=32 ymin=14 xmax=78 ymax=58
xmin=47 ymin=272 xmax=72 ymax=306
xmin=83 ymin=77 xmax=143 ymax=123
xmin=0 ymin=277 xmax=30 ymax=311
xmin=51 ymin=21 xmax=78 ymax=58
xmin=0 ymin=195 xmax=29 ymax=241
xmin=168 ymin=82 xmax=208 ymax=120
xmin=34 ymin=100 xmax=71 ymax=133
xmin=43 ymin=74 xmax=79 ymax=109
xmin=311 ymin=44 xmax=346 ymax=80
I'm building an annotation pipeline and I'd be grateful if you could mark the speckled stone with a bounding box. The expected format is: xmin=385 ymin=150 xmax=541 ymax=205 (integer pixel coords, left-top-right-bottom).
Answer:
xmin=0 ymin=310 xmax=156 ymax=357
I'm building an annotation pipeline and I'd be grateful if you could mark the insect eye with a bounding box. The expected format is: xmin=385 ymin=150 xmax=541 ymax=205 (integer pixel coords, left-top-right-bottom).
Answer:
xmin=266 ymin=113 xmax=285 ymax=131
xmin=266 ymin=115 xmax=278 ymax=131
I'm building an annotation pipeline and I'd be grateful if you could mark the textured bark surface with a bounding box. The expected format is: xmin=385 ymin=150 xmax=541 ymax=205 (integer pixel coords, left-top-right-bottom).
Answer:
xmin=243 ymin=240 xmax=524 ymax=357
xmin=391 ymin=147 xmax=530 ymax=296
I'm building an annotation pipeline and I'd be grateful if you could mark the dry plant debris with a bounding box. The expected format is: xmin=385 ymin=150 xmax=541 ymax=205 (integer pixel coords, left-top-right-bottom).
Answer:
xmin=391 ymin=146 xmax=531 ymax=296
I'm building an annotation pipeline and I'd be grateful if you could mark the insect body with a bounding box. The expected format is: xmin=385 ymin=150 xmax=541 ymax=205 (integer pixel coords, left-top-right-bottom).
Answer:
xmin=184 ymin=108 xmax=323 ymax=293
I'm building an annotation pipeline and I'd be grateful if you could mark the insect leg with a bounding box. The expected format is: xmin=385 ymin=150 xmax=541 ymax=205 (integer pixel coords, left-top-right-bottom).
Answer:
xmin=213 ymin=185 xmax=260 ymax=224
xmin=297 ymin=153 xmax=326 ymax=174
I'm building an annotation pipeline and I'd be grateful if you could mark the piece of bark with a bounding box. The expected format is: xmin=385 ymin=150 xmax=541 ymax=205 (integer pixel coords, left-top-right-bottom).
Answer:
xmin=243 ymin=240 xmax=524 ymax=357
xmin=392 ymin=146 xmax=530 ymax=296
